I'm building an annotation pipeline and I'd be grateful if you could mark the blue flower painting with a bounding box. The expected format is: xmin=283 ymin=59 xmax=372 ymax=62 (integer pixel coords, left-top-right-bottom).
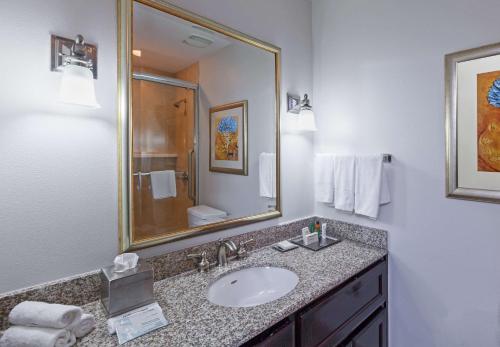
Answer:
xmin=217 ymin=116 xmax=238 ymax=134
xmin=488 ymin=79 xmax=500 ymax=108
xmin=478 ymin=71 xmax=500 ymax=172
xmin=210 ymin=101 xmax=247 ymax=175
xmin=215 ymin=116 xmax=239 ymax=161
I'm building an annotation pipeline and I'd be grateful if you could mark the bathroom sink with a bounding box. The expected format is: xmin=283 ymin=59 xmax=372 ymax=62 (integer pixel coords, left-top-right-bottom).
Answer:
xmin=207 ymin=266 xmax=299 ymax=307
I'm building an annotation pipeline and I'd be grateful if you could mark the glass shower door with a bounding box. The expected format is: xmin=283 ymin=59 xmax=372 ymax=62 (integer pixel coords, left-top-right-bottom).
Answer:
xmin=131 ymin=76 xmax=196 ymax=241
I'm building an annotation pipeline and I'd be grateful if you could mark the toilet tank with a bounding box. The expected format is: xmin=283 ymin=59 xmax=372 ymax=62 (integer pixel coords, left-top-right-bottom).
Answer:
xmin=188 ymin=205 xmax=227 ymax=227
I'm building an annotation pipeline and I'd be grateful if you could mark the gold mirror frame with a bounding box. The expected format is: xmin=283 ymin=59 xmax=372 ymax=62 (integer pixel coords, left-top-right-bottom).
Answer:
xmin=117 ymin=0 xmax=282 ymax=251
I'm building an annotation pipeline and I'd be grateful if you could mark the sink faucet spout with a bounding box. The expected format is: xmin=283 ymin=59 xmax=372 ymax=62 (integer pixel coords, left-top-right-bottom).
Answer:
xmin=217 ymin=240 xmax=237 ymax=267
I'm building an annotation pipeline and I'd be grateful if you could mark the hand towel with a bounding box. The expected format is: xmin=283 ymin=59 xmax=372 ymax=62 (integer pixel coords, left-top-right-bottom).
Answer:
xmin=259 ymin=153 xmax=276 ymax=198
xmin=8 ymin=301 xmax=82 ymax=329
xmin=0 ymin=326 xmax=76 ymax=347
xmin=354 ymin=154 xmax=391 ymax=219
xmin=333 ymin=155 xmax=356 ymax=212
xmin=314 ymin=154 xmax=335 ymax=203
xmin=69 ymin=313 xmax=96 ymax=338
xmin=150 ymin=170 xmax=176 ymax=199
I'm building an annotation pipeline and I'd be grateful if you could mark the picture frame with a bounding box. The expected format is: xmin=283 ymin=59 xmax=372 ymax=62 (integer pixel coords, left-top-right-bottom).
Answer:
xmin=209 ymin=100 xmax=248 ymax=175
xmin=445 ymin=42 xmax=500 ymax=203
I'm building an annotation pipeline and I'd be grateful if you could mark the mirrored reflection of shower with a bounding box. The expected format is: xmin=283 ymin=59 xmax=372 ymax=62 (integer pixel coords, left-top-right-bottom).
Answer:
xmin=131 ymin=74 xmax=197 ymax=241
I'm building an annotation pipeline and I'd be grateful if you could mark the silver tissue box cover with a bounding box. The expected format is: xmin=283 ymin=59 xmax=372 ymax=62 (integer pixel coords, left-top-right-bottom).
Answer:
xmin=100 ymin=260 xmax=154 ymax=317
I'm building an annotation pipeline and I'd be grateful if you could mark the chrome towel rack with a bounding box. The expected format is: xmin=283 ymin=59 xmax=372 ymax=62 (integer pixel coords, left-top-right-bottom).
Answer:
xmin=132 ymin=171 xmax=187 ymax=178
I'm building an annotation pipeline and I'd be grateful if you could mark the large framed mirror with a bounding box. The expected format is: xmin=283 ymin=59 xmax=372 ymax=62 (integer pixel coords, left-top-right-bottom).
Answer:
xmin=117 ymin=0 xmax=281 ymax=251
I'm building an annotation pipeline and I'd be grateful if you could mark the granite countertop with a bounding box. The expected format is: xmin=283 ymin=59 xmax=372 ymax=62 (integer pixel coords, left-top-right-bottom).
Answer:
xmin=77 ymin=239 xmax=386 ymax=347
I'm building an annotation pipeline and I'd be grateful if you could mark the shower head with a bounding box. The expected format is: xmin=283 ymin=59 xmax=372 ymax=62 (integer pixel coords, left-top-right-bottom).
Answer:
xmin=174 ymin=99 xmax=187 ymax=108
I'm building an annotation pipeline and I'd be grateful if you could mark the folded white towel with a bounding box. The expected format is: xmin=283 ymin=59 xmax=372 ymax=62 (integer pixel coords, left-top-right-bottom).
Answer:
xmin=69 ymin=313 xmax=95 ymax=338
xmin=333 ymin=155 xmax=356 ymax=212
xmin=9 ymin=301 xmax=82 ymax=329
xmin=354 ymin=154 xmax=391 ymax=219
xmin=314 ymin=154 xmax=335 ymax=203
xmin=150 ymin=170 xmax=176 ymax=199
xmin=259 ymin=153 xmax=276 ymax=198
xmin=0 ymin=326 xmax=76 ymax=347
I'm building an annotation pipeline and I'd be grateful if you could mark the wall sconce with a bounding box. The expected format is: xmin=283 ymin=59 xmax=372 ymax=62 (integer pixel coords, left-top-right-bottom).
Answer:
xmin=51 ymin=34 xmax=100 ymax=108
xmin=287 ymin=93 xmax=317 ymax=132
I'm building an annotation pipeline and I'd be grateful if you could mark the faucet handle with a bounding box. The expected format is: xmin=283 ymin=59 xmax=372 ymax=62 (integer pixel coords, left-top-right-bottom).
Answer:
xmin=237 ymin=239 xmax=256 ymax=259
xmin=187 ymin=251 xmax=210 ymax=273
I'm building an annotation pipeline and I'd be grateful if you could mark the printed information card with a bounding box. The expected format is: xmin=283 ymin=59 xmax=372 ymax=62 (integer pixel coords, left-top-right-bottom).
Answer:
xmin=114 ymin=302 xmax=169 ymax=345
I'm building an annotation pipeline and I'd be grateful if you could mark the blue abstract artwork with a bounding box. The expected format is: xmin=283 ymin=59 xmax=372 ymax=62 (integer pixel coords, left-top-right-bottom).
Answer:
xmin=487 ymin=79 xmax=500 ymax=108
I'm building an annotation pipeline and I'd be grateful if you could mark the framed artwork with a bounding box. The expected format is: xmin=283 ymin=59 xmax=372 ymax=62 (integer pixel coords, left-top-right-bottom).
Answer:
xmin=209 ymin=100 xmax=248 ymax=175
xmin=445 ymin=42 xmax=500 ymax=203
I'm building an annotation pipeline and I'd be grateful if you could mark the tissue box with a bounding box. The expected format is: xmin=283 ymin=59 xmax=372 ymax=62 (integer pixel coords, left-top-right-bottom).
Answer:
xmin=100 ymin=260 xmax=154 ymax=317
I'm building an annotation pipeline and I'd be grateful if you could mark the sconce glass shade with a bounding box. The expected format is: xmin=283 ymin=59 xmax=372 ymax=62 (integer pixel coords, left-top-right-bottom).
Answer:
xmin=59 ymin=64 xmax=100 ymax=108
xmin=298 ymin=108 xmax=317 ymax=132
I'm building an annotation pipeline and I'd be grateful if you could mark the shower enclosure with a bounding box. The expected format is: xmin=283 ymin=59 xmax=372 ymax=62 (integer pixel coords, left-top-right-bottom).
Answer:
xmin=131 ymin=73 xmax=197 ymax=241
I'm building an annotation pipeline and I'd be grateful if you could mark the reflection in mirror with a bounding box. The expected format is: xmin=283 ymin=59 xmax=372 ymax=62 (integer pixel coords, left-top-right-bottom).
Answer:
xmin=124 ymin=1 xmax=280 ymax=246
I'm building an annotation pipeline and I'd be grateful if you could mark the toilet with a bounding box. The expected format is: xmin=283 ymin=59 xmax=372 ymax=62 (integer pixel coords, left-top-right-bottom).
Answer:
xmin=187 ymin=205 xmax=228 ymax=227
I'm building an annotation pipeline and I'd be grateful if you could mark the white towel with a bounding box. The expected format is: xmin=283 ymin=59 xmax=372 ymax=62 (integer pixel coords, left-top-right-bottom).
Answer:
xmin=69 ymin=313 xmax=95 ymax=338
xmin=150 ymin=170 xmax=176 ymax=199
xmin=314 ymin=154 xmax=335 ymax=203
xmin=8 ymin=301 xmax=82 ymax=329
xmin=333 ymin=155 xmax=356 ymax=212
xmin=0 ymin=326 xmax=76 ymax=347
xmin=259 ymin=153 xmax=276 ymax=198
xmin=354 ymin=154 xmax=391 ymax=219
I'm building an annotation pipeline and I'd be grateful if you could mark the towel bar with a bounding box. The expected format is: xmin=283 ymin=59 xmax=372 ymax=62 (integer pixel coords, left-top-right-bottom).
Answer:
xmin=132 ymin=171 xmax=187 ymax=178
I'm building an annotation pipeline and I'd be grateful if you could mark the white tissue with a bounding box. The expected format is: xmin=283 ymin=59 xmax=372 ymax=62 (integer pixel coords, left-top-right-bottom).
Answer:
xmin=113 ymin=253 xmax=139 ymax=273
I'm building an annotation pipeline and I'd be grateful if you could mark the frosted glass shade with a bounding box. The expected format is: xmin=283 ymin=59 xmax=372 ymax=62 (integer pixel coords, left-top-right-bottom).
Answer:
xmin=298 ymin=109 xmax=317 ymax=132
xmin=59 ymin=65 xmax=100 ymax=108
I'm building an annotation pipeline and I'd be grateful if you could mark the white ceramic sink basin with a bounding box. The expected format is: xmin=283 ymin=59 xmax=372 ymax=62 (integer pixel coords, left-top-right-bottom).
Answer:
xmin=207 ymin=266 xmax=299 ymax=308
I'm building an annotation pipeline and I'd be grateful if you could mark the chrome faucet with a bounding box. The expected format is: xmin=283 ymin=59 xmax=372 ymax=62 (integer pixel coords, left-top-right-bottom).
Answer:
xmin=217 ymin=239 xmax=237 ymax=267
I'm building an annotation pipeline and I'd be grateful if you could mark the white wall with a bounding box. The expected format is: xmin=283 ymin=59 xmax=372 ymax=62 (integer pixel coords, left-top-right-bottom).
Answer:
xmin=198 ymin=43 xmax=276 ymax=218
xmin=0 ymin=0 xmax=314 ymax=292
xmin=312 ymin=0 xmax=500 ymax=346
xmin=0 ymin=0 xmax=118 ymax=293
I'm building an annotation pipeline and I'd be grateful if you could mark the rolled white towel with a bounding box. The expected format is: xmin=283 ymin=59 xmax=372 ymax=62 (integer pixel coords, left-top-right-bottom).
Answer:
xmin=9 ymin=301 xmax=82 ymax=329
xmin=69 ymin=313 xmax=96 ymax=338
xmin=0 ymin=326 xmax=76 ymax=347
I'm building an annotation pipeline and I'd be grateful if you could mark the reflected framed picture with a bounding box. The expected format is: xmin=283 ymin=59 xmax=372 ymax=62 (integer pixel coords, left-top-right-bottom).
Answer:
xmin=209 ymin=100 xmax=248 ymax=175
xmin=445 ymin=42 xmax=500 ymax=203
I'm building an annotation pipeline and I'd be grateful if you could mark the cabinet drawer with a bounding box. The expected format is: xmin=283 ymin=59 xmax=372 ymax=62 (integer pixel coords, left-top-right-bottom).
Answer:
xmin=242 ymin=317 xmax=295 ymax=347
xmin=344 ymin=307 xmax=387 ymax=347
xmin=298 ymin=260 xmax=387 ymax=347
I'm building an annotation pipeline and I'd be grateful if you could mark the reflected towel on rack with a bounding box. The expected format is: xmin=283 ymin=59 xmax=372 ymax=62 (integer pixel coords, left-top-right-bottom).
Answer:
xmin=354 ymin=154 xmax=391 ymax=219
xmin=333 ymin=155 xmax=356 ymax=212
xmin=259 ymin=153 xmax=276 ymax=198
xmin=314 ymin=154 xmax=335 ymax=203
xmin=150 ymin=170 xmax=176 ymax=199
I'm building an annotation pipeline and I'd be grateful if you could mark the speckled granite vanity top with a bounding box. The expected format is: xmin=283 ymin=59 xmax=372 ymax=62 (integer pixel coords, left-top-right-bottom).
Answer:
xmin=78 ymin=239 xmax=386 ymax=346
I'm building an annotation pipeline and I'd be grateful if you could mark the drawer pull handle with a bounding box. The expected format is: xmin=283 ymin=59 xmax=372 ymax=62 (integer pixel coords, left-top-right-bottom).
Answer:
xmin=351 ymin=282 xmax=362 ymax=295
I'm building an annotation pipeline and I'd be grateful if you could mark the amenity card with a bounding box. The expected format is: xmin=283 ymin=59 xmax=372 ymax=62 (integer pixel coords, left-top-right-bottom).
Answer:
xmin=114 ymin=302 xmax=169 ymax=345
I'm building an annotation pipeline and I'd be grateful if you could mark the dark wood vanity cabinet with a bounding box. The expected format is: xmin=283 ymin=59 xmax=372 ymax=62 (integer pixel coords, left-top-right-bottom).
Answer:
xmin=243 ymin=258 xmax=387 ymax=347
